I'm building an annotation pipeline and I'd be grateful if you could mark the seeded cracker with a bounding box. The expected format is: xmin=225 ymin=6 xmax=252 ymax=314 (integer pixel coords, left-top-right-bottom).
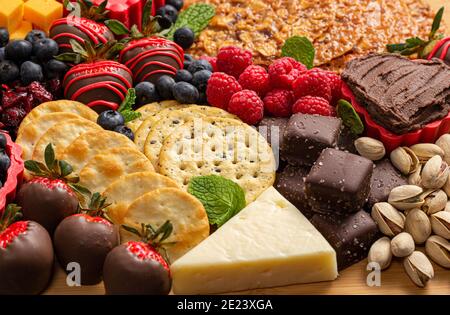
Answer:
xmin=158 ymin=117 xmax=276 ymax=203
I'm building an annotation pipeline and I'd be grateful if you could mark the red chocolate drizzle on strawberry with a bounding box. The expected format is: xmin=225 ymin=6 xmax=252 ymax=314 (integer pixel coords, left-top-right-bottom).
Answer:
xmin=28 ymin=177 xmax=76 ymax=196
xmin=0 ymin=221 xmax=28 ymax=249
xmin=119 ymin=37 xmax=184 ymax=84
xmin=126 ymin=241 xmax=170 ymax=271
xmin=63 ymin=60 xmax=133 ymax=111
xmin=71 ymin=213 xmax=112 ymax=225
xmin=50 ymin=16 xmax=114 ymax=53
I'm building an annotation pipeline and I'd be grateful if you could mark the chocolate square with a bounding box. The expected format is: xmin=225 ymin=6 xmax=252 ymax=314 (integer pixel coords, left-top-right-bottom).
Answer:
xmin=366 ymin=158 xmax=408 ymax=209
xmin=281 ymin=114 xmax=342 ymax=166
xmin=258 ymin=117 xmax=289 ymax=170
xmin=310 ymin=211 xmax=379 ymax=270
xmin=275 ymin=165 xmax=314 ymax=218
xmin=305 ymin=148 xmax=374 ymax=214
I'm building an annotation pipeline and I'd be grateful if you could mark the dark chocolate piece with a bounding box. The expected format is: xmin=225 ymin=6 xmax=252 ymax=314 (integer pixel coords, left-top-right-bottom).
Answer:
xmin=275 ymin=165 xmax=314 ymax=218
xmin=305 ymin=148 xmax=373 ymax=214
xmin=0 ymin=222 xmax=54 ymax=295
xmin=337 ymin=127 xmax=357 ymax=154
xmin=281 ymin=113 xmax=342 ymax=166
xmin=367 ymin=158 xmax=408 ymax=209
xmin=310 ymin=211 xmax=379 ymax=270
xmin=342 ymin=53 xmax=450 ymax=134
xmin=54 ymin=215 xmax=119 ymax=285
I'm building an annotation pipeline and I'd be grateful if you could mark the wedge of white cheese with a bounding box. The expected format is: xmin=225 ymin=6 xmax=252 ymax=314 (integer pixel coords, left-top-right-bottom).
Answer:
xmin=171 ymin=186 xmax=338 ymax=294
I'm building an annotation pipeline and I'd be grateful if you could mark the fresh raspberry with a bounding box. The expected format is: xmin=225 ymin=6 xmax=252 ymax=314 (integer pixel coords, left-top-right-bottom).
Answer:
xmin=228 ymin=90 xmax=264 ymax=125
xmin=292 ymin=96 xmax=335 ymax=117
xmin=238 ymin=65 xmax=270 ymax=97
xmin=206 ymin=72 xmax=242 ymax=110
xmin=263 ymin=89 xmax=294 ymax=117
xmin=292 ymin=70 xmax=332 ymax=101
xmin=200 ymin=55 xmax=218 ymax=72
xmin=321 ymin=70 xmax=343 ymax=104
xmin=216 ymin=46 xmax=253 ymax=78
xmin=268 ymin=57 xmax=307 ymax=89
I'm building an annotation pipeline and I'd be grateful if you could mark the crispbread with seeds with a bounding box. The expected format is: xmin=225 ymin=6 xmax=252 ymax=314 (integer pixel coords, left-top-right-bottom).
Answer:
xmin=143 ymin=109 xmax=207 ymax=169
xmin=103 ymin=171 xmax=179 ymax=224
xmin=120 ymin=187 xmax=210 ymax=262
xmin=16 ymin=112 xmax=82 ymax=160
xmin=62 ymin=130 xmax=136 ymax=172
xmin=32 ymin=118 xmax=102 ymax=162
xmin=126 ymin=101 xmax=188 ymax=132
xmin=158 ymin=117 xmax=276 ymax=203
xmin=18 ymin=100 xmax=97 ymax=135
xmin=79 ymin=147 xmax=154 ymax=193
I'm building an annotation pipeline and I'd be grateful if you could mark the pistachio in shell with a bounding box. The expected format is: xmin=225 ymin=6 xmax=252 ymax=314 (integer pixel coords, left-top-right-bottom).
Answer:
xmin=354 ymin=137 xmax=385 ymax=161
xmin=425 ymin=235 xmax=450 ymax=268
xmin=404 ymin=209 xmax=432 ymax=244
xmin=390 ymin=147 xmax=419 ymax=175
xmin=410 ymin=143 xmax=444 ymax=163
xmin=422 ymin=190 xmax=447 ymax=215
xmin=435 ymin=134 xmax=450 ymax=165
xmin=368 ymin=237 xmax=392 ymax=270
xmin=391 ymin=232 xmax=415 ymax=258
xmin=430 ymin=211 xmax=450 ymax=239
xmin=371 ymin=202 xmax=405 ymax=237
xmin=420 ymin=155 xmax=449 ymax=189
xmin=388 ymin=185 xmax=425 ymax=211
xmin=403 ymin=251 xmax=434 ymax=287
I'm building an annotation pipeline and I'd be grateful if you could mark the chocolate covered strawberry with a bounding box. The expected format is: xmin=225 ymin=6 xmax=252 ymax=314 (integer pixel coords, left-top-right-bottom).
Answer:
xmin=103 ymin=221 xmax=173 ymax=295
xmin=50 ymin=0 xmax=114 ymax=53
xmin=16 ymin=144 xmax=85 ymax=233
xmin=0 ymin=204 xmax=54 ymax=295
xmin=54 ymin=193 xmax=119 ymax=285
xmin=58 ymin=40 xmax=133 ymax=111
xmin=106 ymin=1 xmax=184 ymax=84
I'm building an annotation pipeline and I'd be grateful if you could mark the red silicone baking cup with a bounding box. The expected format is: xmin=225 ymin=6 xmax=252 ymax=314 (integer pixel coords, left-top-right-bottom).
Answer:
xmin=342 ymin=83 xmax=450 ymax=152
xmin=0 ymin=132 xmax=24 ymax=214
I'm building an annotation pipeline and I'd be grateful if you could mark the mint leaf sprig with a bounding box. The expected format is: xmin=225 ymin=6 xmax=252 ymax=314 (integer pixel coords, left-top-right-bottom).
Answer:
xmin=188 ymin=175 xmax=246 ymax=227
xmin=281 ymin=36 xmax=315 ymax=69
xmin=118 ymin=88 xmax=141 ymax=123
xmin=167 ymin=4 xmax=216 ymax=40
xmin=386 ymin=6 xmax=445 ymax=57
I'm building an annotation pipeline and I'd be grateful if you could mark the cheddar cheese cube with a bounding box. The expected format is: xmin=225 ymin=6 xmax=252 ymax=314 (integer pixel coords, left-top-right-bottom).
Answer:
xmin=24 ymin=0 xmax=63 ymax=33
xmin=10 ymin=21 xmax=32 ymax=40
xmin=0 ymin=0 xmax=24 ymax=32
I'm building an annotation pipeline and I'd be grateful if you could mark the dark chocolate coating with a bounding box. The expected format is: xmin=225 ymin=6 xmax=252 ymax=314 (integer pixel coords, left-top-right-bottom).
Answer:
xmin=258 ymin=117 xmax=289 ymax=171
xmin=366 ymin=158 xmax=408 ymax=209
xmin=337 ymin=127 xmax=358 ymax=154
xmin=17 ymin=181 xmax=79 ymax=234
xmin=281 ymin=114 xmax=342 ymax=166
xmin=54 ymin=215 xmax=119 ymax=285
xmin=103 ymin=243 xmax=171 ymax=295
xmin=305 ymin=148 xmax=374 ymax=214
xmin=310 ymin=211 xmax=379 ymax=270
xmin=275 ymin=165 xmax=314 ymax=218
xmin=0 ymin=221 xmax=54 ymax=295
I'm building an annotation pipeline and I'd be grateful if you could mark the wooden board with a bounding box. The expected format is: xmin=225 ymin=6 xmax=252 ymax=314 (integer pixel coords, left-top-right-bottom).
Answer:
xmin=44 ymin=0 xmax=450 ymax=295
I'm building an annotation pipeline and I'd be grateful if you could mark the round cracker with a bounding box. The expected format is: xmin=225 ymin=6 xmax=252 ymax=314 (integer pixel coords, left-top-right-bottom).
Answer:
xmin=32 ymin=118 xmax=102 ymax=162
xmin=79 ymin=147 xmax=154 ymax=194
xmin=16 ymin=112 xmax=82 ymax=160
xmin=62 ymin=130 xmax=136 ymax=172
xmin=103 ymin=171 xmax=179 ymax=224
xmin=120 ymin=187 xmax=210 ymax=262
xmin=143 ymin=109 xmax=207 ymax=169
xmin=158 ymin=117 xmax=276 ymax=203
xmin=187 ymin=105 xmax=240 ymax=120
xmin=18 ymin=100 xmax=98 ymax=135
xmin=126 ymin=101 xmax=187 ymax=132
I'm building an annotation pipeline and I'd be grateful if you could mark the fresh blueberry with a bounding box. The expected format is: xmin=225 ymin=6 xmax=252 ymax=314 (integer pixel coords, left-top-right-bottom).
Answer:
xmin=33 ymin=38 xmax=59 ymax=61
xmin=174 ymin=69 xmax=193 ymax=83
xmin=156 ymin=75 xmax=176 ymax=100
xmin=184 ymin=54 xmax=194 ymax=62
xmin=5 ymin=40 xmax=33 ymax=61
xmin=0 ymin=151 xmax=10 ymax=175
xmin=0 ymin=134 xmax=6 ymax=149
xmin=156 ymin=5 xmax=178 ymax=29
xmin=114 ymin=125 xmax=134 ymax=141
xmin=21 ymin=61 xmax=44 ymax=85
xmin=166 ymin=0 xmax=184 ymax=11
xmin=192 ymin=70 xmax=212 ymax=92
xmin=173 ymin=27 xmax=195 ymax=50
xmin=183 ymin=60 xmax=192 ymax=70
xmin=0 ymin=28 xmax=9 ymax=47
xmin=25 ymin=30 xmax=46 ymax=45
xmin=135 ymin=81 xmax=160 ymax=106
xmin=187 ymin=59 xmax=213 ymax=74
xmin=172 ymin=82 xmax=199 ymax=104
xmin=45 ymin=59 xmax=68 ymax=79
xmin=0 ymin=47 xmax=5 ymax=61
xmin=97 ymin=110 xmax=125 ymax=131
xmin=0 ymin=60 xmax=20 ymax=83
